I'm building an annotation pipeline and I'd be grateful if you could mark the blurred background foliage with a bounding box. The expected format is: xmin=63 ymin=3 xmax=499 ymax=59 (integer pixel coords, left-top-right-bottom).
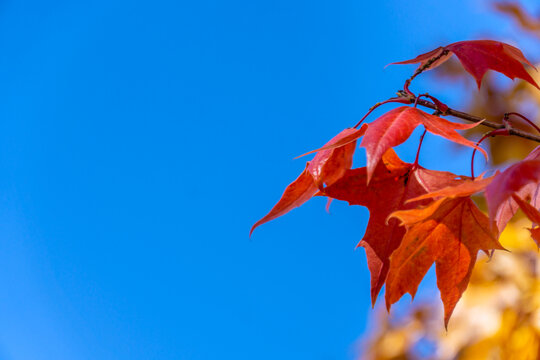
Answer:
xmin=358 ymin=2 xmax=540 ymax=359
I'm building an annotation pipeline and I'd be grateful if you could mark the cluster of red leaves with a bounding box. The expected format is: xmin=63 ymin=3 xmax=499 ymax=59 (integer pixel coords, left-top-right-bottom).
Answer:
xmin=251 ymin=40 xmax=540 ymax=327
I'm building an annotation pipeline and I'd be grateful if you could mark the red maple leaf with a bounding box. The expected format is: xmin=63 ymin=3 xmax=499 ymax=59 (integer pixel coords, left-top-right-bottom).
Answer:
xmin=250 ymin=166 xmax=318 ymax=236
xmin=390 ymin=46 xmax=451 ymax=69
xmin=410 ymin=175 xmax=494 ymax=202
xmin=360 ymin=106 xmax=486 ymax=182
xmin=492 ymin=146 xmax=540 ymax=232
xmin=306 ymin=126 xmax=367 ymax=190
xmin=250 ymin=126 xmax=367 ymax=235
xmin=391 ymin=40 xmax=538 ymax=89
xmin=388 ymin=181 xmax=503 ymax=327
xmin=321 ymin=149 xmax=461 ymax=304
xmin=511 ymin=194 xmax=540 ymax=247
xmin=485 ymin=159 xmax=540 ymax=229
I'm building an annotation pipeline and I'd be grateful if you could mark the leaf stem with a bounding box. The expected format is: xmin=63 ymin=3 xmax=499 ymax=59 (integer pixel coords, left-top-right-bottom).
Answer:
xmin=470 ymin=129 xmax=510 ymax=179
xmin=505 ymin=112 xmax=540 ymax=134
xmin=403 ymin=49 xmax=450 ymax=96
xmin=413 ymin=129 xmax=428 ymax=169
xmin=353 ymin=97 xmax=408 ymax=128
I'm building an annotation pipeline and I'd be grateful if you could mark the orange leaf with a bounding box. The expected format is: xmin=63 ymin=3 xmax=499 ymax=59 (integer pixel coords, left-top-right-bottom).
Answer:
xmin=408 ymin=176 xmax=493 ymax=202
xmin=388 ymin=197 xmax=503 ymax=328
xmin=529 ymin=228 xmax=540 ymax=248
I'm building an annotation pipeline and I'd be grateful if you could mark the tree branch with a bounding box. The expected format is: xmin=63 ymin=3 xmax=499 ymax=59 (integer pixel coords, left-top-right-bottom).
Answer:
xmin=398 ymin=92 xmax=540 ymax=144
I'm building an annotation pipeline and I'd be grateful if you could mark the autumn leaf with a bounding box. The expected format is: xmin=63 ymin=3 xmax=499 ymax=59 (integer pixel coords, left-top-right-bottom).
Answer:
xmin=321 ymin=150 xmax=411 ymax=303
xmin=360 ymin=106 xmax=486 ymax=182
xmin=409 ymin=176 xmax=493 ymax=202
xmin=306 ymin=126 xmax=367 ymax=189
xmin=485 ymin=159 xmax=540 ymax=230
xmin=322 ymin=149 xmax=460 ymax=304
xmin=391 ymin=40 xmax=539 ymax=89
xmin=447 ymin=40 xmax=538 ymax=89
xmin=388 ymin=193 xmax=503 ymax=327
xmin=493 ymin=146 xmax=540 ymax=232
xmin=389 ymin=46 xmax=452 ymax=71
xmin=295 ymin=124 xmax=367 ymax=158
xmin=250 ymin=127 xmax=366 ymax=235
xmin=510 ymin=194 xmax=540 ymax=247
xmin=250 ymin=166 xmax=318 ymax=236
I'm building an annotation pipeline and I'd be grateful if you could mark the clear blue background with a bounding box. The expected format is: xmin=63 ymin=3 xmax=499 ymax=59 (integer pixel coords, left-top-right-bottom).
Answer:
xmin=0 ymin=0 xmax=537 ymax=359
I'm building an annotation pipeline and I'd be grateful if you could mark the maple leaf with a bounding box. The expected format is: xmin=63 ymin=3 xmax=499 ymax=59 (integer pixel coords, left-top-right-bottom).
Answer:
xmin=484 ymin=159 xmax=540 ymax=230
xmin=392 ymin=40 xmax=538 ymax=89
xmin=295 ymin=124 xmax=367 ymax=158
xmin=492 ymin=145 xmax=540 ymax=232
xmin=250 ymin=126 xmax=367 ymax=235
xmin=306 ymin=126 xmax=367 ymax=189
xmin=510 ymin=194 xmax=540 ymax=247
xmin=409 ymin=176 xmax=493 ymax=202
xmin=360 ymin=106 xmax=486 ymax=182
xmin=321 ymin=149 xmax=460 ymax=304
xmin=389 ymin=46 xmax=452 ymax=70
xmin=250 ymin=166 xmax=318 ymax=236
xmin=388 ymin=186 xmax=503 ymax=327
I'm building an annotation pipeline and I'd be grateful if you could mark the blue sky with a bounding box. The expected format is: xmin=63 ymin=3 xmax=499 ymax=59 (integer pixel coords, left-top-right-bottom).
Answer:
xmin=0 ymin=0 xmax=537 ymax=359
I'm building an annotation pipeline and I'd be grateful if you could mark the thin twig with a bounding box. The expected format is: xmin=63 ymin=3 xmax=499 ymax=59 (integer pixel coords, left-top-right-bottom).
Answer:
xmin=403 ymin=49 xmax=449 ymax=96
